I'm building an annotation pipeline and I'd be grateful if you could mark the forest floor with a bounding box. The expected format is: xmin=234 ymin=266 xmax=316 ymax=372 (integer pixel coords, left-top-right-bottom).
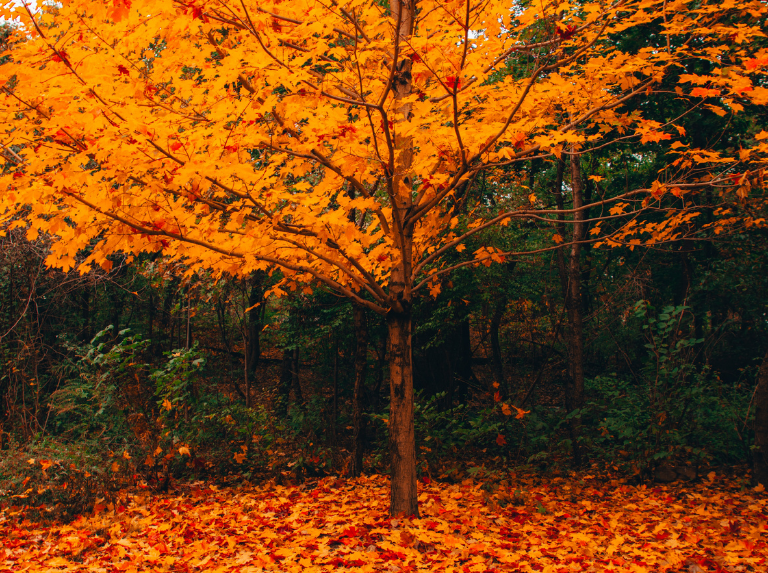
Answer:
xmin=1 ymin=472 xmax=766 ymax=573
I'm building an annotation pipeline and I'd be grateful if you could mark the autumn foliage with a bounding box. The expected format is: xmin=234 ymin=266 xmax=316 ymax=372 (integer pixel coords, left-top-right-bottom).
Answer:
xmin=2 ymin=0 xmax=768 ymax=514
xmin=2 ymin=472 xmax=767 ymax=572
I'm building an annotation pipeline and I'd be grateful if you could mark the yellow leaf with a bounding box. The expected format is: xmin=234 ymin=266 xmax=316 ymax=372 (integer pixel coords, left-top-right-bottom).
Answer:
xmin=162 ymin=399 xmax=173 ymax=411
xmin=528 ymin=193 xmax=537 ymax=204
xmin=179 ymin=446 xmax=191 ymax=456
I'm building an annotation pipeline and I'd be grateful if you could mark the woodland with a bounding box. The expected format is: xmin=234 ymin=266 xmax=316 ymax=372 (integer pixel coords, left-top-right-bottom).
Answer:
xmin=1 ymin=0 xmax=768 ymax=570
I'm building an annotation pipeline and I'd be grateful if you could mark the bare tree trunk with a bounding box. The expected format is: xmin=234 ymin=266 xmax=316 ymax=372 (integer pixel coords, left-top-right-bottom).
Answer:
xmin=552 ymin=152 xmax=587 ymax=467
xmin=246 ymin=273 xmax=263 ymax=376
xmin=332 ymin=336 xmax=338 ymax=445
xmin=754 ymin=350 xmax=768 ymax=487
xmin=160 ymin=279 xmax=178 ymax=354
xmin=565 ymin=151 xmax=587 ymax=468
xmin=277 ymin=350 xmax=292 ymax=417
xmin=243 ymin=327 xmax=250 ymax=408
xmin=387 ymin=309 xmax=418 ymax=516
xmin=352 ymin=305 xmax=369 ymax=477
xmin=185 ymin=291 xmax=192 ymax=350
xmin=291 ymin=347 xmax=302 ymax=406
xmin=491 ymin=295 xmax=508 ymax=397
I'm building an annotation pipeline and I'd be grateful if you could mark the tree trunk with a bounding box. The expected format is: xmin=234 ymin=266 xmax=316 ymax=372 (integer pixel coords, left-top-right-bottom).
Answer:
xmin=160 ymin=279 xmax=179 ymax=354
xmin=454 ymin=318 xmax=474 ymax=400
xmin=387 ymin=309 xmax=418 ymax=517
xmin=352 ymin=305 xmax=369 ymax=477
xmin=185 ymin=291 xmax=192 ymax=350
xmin=291 ymin=347 xmax=302 ymax=406
xmin=565 ymin=151 xmax=587 ymax=468
xmin=243 ymin=327 xmax=250 ymax=408
xmin=754 ymin=350 xmax=768 ymax=487
xmin=491 ymin=295 xmax=508 ymax=397
xmin=332 ymin=336 xmax=338 ymax=445
xmin=386 ymin=0 xmax=417 ymax=517
xmin=246 ymin=273 xmax=263 ymax=375
xmin=277 ymin=350 xmax=292 ymax=417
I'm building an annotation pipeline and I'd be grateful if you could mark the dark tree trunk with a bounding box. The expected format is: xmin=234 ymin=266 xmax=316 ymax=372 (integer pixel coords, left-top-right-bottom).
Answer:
xmin=553 ymin=153 xmax=586 ymax=468
xmin=490 ymin=295 xmax=508 ymax=397
xmin=387 ymin=309 xmax=418 ymax=517
xmin=332 ymin=336 xmax=338 ymax=445
xmin=160 ymin=279 xmax=179 ymax=353
xmin=184 ymin=291 xmax=193 ymax=350
xmin=80 ymin=286 xmax=92 ymax=341
xmin=352 ymin=305 xmax=369 ymax=477
xmin=291 ymin=347 xmax=302 ymax=405
xmin=109 ymin=288 xmax=123 ymax=335
xmin=148 ymin=289 xmax=155 ymax=345
xmin=565 ymin=151 xmax=587 ymax=468
xmin=246 ymin=273 xmax=264 ymax=375
xmin=453 ymin=318 xmax=474 ymax=400
xmin=754 ymin=350 xmax=768 ymax=487
xmin=566 ymin=154 xmax=585 ymax=467
xmin=277 ymin=350 xmax=292 ymax=417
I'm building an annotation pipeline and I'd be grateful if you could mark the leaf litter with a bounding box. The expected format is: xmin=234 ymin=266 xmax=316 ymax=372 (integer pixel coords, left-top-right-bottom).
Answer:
xmin=1 ymin=473 xmax=766 ymax=572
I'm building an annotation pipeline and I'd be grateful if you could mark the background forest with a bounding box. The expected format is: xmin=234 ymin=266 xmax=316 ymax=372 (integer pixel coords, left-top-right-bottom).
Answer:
xmin=2 ymin=125 xmax=767 ymax=519
xmin=1 ymin=1 xmax=768 ymax=521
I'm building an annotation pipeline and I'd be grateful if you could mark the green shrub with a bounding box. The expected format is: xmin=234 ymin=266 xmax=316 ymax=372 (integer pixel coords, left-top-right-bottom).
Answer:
xmin=582 ymin=302 xmax=751 ymax=472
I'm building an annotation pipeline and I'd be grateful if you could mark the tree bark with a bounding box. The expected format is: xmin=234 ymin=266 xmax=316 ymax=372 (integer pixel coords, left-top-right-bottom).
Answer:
xmin=385 ymin=0 xmax=418 ymax=517
xmin=387 ymin=309 xmax=418 ymax=516
xmin=491 ymin=295 xmax=508 ymax=397
xmin=277 ymin=350 xmax=292 ymax=417
xmin=291 ymin=347 xmax=302 ymax=406
xmin=246 ymin=273 xmax=264 ymax=376
xmin=754 ymin=350 xmax=768 ymax=487
xmin=352 ymin=304 xmax=369 ymax=477
xmin=553 ymin=152 xmax=586 ymax=467
xmin=160 ymin=278 xmax=179 ymax=354
xmin=332 ymin=336 xmax=338 ymax=445
xmin=565 ymin=151 xmax=587 ymax=468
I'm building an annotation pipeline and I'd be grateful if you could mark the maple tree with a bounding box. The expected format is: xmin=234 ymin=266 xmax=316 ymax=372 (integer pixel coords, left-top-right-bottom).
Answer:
xmin=1 ymin=0 xmax=768 ymax=515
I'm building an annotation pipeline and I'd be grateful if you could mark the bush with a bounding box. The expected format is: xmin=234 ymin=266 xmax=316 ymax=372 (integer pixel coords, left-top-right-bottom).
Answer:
xmin=0 ymin=440 xmax=129 ymax=523
xmin=582 ymin=302 xmax=751 ymax=473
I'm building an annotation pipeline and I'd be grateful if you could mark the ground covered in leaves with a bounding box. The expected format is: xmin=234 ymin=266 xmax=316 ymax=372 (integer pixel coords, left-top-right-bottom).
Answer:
xmin=1 ymin=473 xmax=766 ymax=572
